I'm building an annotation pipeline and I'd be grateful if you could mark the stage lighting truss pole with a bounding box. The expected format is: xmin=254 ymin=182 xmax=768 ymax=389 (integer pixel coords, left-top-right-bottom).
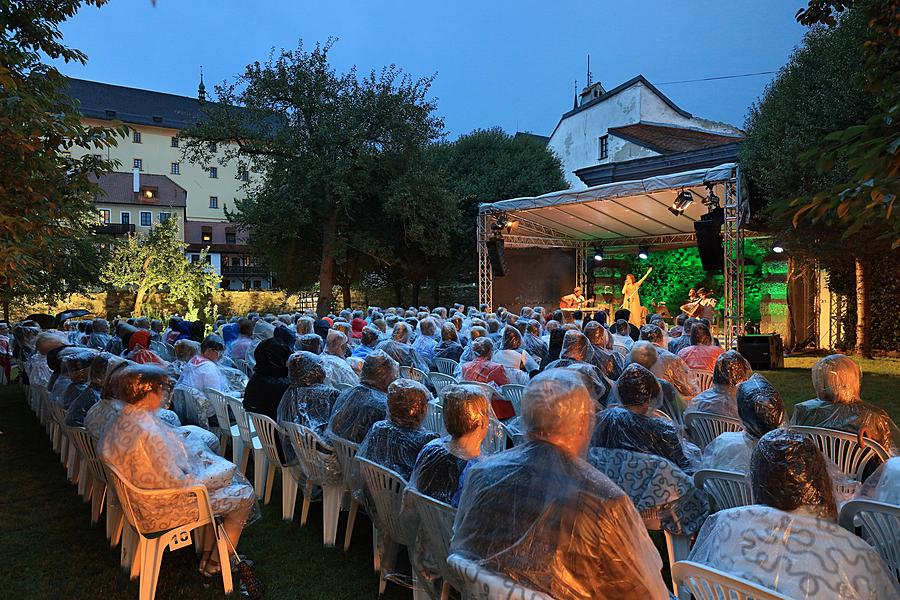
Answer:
xmin=477 ymin=213 xmax=493 ymax=310
xmin=722 ymin=168 xmax=745 ymax=348
xmin=575 ymin=242 xmax=589 ymax=294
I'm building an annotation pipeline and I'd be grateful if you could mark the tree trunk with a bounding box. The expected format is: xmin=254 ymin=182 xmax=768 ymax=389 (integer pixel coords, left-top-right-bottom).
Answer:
xmin=394 ymin=284 xmax=403 ymax=307
xmin=433 ymin=277 xmax=441 ymax=307
xmin=316 ymin=208 xmax=339 ymax=316
xmin=412 ymin=280 xmax=421 ymax=308
xmin=854 ymin=256 xmax=871 ymax=358
xmin=133 ymin=278 xmax=149 ymax=317
xmin=2 ymin=300 xmax=9 ymax=324
xmin=341 ymin=283 xmax=352 ymax=309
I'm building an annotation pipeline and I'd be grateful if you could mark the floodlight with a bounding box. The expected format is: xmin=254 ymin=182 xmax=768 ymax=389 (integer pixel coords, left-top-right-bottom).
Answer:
xmin=594 ymin=247 xmax=604 ymax=261
xmin=668 ymin=190 xmax=694 ymax=216
xmin=638 ymin=246 xmax=649 ymax=260
xmin=772 ymin=245 xmax=784 ymax=254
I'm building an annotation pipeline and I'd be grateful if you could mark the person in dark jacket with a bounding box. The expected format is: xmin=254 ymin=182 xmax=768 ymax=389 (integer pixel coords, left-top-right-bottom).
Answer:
xmin=242 ymin=337 xmax=292 ymax=420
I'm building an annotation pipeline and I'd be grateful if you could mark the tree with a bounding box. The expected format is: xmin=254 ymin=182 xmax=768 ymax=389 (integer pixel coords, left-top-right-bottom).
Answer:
xmin=101 ymin=217 xmax=220 ymax=317
xmin=0 ymin=0 xmax=125 ymax=320
xmin=182 ymin=40 xmax=447 ymax=314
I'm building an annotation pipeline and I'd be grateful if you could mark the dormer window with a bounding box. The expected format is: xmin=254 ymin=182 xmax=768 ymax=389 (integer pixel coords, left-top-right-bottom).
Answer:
xmin=201 ymin=226 xmax=213 ymax=243
xmin=139 ymin=186 xmax=158 ymax=202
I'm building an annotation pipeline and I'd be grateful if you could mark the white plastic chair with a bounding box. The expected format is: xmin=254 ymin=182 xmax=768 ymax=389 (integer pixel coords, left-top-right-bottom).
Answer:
xmin=790 ymin=425 xmax=890 ymax=482
xmin=446 ymin=554 xmax=554 ymax=600
xmin=694 ymin=469 xmax=753 ymax=512
xmin=150 ymin=340 xmax=173 ymax=362
xmin=500 ymin=384 xmax=525 ymax=418
xmin=481 ymin=416 xmax=507 ymax=456
xmin=839 ymin=499 xmax=900 ymax=578
xmin=225 ymin=398 xmax=267 ymax=494
xmin=429 ymin=372 xmax=457 ymax=395
xmin=233 ymin=358 xmax=251 ymax=377
xmin=689 ymin=369 xmax=714 ymax=392
xmin=460 ymin=381 xmax=497 ymax=403
xmin=247 ymin=413 xmax=296 ymax=515
xmin=407 ymin=488 xmax=459 ymax=600
xmin=684 ymin=411 xmax=744 ymax=449
xmin=424 ymin=401 xmax=448 ymax=437
xmin=671 ymin=560 xmax=792 ymax=600
xmin=69 ymin=427 xmax=109 ymax=524
xmin=357 ymin=456 xmax=411 ymax=595
xmin=204 ymin=388 xmax=239 ymax=459
xmin=434 ymin=358 xmax=459 ymax=376
xmin=331 ymin=437 xmax=361 ymax=552
xmin=400 ymin=365 xmax=429 ymax=384
xmin=641 ymin=507 xmax=693 ymax=599
xmin=283 ymin=423 xmax=344 ymax=546
xmin=104 ymin=463 xmax=233 ymax=600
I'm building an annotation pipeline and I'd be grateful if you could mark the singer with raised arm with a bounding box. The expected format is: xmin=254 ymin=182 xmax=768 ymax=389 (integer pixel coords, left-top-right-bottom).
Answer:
xmin=621 ymin=267 xmax=653 ymax=329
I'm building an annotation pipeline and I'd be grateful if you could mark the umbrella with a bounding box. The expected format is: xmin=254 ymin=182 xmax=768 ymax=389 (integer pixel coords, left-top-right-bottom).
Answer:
xmin=55 ymin=309 xmax=92 ymax=328
xmin=26 ymin=313 xmax=55 ymax=329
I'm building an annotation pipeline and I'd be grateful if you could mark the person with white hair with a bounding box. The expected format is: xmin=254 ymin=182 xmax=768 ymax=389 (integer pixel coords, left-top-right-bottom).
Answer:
xmin=450 ymin=369 xmax=670 ymax=600
xmin=320 ymin=330 xmax=360 ymax=388
xmin=684 ymin=350 xmax=753 ymax=419
xmin=326 ymin=350 xmax=400 ymax=444
xmin=411 ymin=317 xmax=439 ymax=366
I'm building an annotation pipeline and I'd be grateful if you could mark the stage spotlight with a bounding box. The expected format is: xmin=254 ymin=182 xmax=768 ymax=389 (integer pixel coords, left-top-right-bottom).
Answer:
xmin=638 ymin=246 xmax=649 ymax=260
xmin=668 ymin=190 xmax=694 ymax=216
xmin=772 ymin=245 xmax=784 ymax=254
xmin=593 ymin=247 xmax=604 ymax=261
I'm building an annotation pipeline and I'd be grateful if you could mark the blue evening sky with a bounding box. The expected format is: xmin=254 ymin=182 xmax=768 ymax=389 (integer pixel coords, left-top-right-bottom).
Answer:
xmin=52 ymin=0 xmax=808 ymax=138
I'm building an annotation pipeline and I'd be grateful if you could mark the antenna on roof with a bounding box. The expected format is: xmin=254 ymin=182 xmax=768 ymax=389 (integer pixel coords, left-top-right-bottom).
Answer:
xmin=586 ymin=55 xmax=592 ymax=87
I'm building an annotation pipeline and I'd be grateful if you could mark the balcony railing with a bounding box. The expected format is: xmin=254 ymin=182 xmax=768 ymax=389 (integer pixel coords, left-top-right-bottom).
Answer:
xmin=221 ymin=264 xmax=269 ymax=277
xmin=95 ymin=223 xmax=135 ymax=235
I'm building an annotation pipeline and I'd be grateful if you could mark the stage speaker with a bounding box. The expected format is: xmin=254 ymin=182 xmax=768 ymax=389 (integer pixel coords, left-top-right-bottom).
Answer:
xmin=694 ymin=208 xmax=724 ymax=271
xmin=737 ymin=334 xmax=784 ymax=370
xmin=486 ymin=237 xmax=508 ymax=276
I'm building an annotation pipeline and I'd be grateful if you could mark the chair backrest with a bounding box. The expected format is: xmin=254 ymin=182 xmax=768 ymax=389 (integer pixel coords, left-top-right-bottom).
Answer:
xmin=460 ymin=381 xmax=496 ymax=403
xmin=171 ymin=386 xmax=211 ymax=429
xmin=357 ymin=456 xmax=410 ymax=545
xmin=204 ymin=388 xmax=235 ymax=432
xmin=671 ymin=560 xmax=792 ymax=600
xmin=399 ymin=365 xmax=428 ymax=384
xmin=150 ymin=340 xmax=174 ymax=361
xmin=694 ymin=469 xmax=753 ymax=511
xmin=429 ymin=372 xmax=457 ymax=394
xmin=501 ymin=384 xmax=526 ymax=418
xmin=481 ymin=416 xmax=507 ymax=455
xmin=839 ymin=499 xmax=900 ymax=577
xmin=791 ymin=425 xmax=889 ymax=481
xmin=434 ymin=357 xmax=459 ymax=376
xmin=69 ymin=426 xmax=106 ymax=483
xmin=684 ymin=411 xmax=744 ymax=449
xmin=407 ymin=488 xmax=457 ymax=584
xmin=233 ymin=358 xmax=251 ymax=377
xmin=248 ymin=412 xmax=284 ymax=466
xmin=226 ymin=397 xmax=255 ymax=445
xmin=446 ymin=554 xmax=554 ymax=600
xmin=331 ymin=437 xmax=360 ymax=489
xmin=283 ymin=422 xmax=338 ymax=485
xmin=690 ymin=369 xmax=714 ymax=392
xmin=613 ymin=343 xmax=629 ymax=357
xmin=424 ymin=401 xmax=448 ymax=437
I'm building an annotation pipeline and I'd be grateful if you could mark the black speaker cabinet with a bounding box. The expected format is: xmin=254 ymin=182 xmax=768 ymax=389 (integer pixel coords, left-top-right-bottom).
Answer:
xmin=737 ymin=334 xmax=784 ymax=370
xmin=694 ymin=208 xmax=724 ymax=272
xmin=486 ymin=237 xmax=508 ymax=276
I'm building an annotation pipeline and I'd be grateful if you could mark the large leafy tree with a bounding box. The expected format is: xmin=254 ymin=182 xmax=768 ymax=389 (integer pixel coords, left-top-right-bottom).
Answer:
xmin=101 ymin=217 xmax=220 ymax=317
xmin=182 ymin=40 xmax=449 ymax=314
xmin=0 ymin=0 xmax=125 ymax=320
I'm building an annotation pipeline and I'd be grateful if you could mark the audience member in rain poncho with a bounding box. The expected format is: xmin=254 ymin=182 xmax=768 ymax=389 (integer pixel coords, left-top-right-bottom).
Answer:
xmin=48 ymin=346 xmax=81 ymax=404
xmin=320 ymin=330 xmax=360 ymax=388
xmin=521 ymin=320 xmax=548 ymax=367
xmin=668 ymin=317 xmax=697 ymax=355
xmin=242 ymin=338 xmax=292 ymax=420
xmin=12 ymin=322 xmax=40 ymax=384
xmin=684 ymin=350 xmax=753 ymax=419
xmin=326 ymin=350 xmax=400 ymax=444
xmin=542 ymin=330 xmax=611 ymax=404
xmin=592 ymin=363 xmax=695 ymax=473
xmin=791 ymin=354 xmax=900 ymax=453
xmin=86 ymin=318 xmax=112 ymax=351
xmin=626 ymin=342 xmax=686 ymax=422
xmin=105 ymin=322 xmax=137 ymax=356
xmin=375 ymin=322 xmax=429 ymax=375
xmin=677 ymin=322 xmax=723 ymax=372
xmin=409 ymin=384 xmax=490 ymax=506
xmin=357 ymin=378 xmax=438 ymax=483
xmin=272 ymin=324 xmax=297 ymax=354
xmin=459 ymin=337 xmax=513 ymax=419
xmin=582 ymin=321 xmax=624 ymax=380
xmin=411 ymin=318 xmax=439 ymax=367
xmin=97 ymin=364 xmax=258 ymax=578
xmin=432 ymin=322 xmax=463 ymax=364
xmin=854 ymin=456 xmax=900 ymax=505
xmin=689 ymin=429 xmax=899 ymax=599
xmin=351 ymin=326 xmax=380 ymax=360
xmin=58 ymin=348 xmax=98 ymax=410
xmin=640 ymin=324 xmax=697 ymax=398
xmin=277 ymin=351 xmax=338 ymax=436
xmin=610 ymin=319 xmax=634 ymax=351
xmin=297 ymin=333 xmax=322 ymax=354
xmin=65 ymin=353 xmax=120 ymax=427
xmin=177 ymin=335 xmax=232 ymax=395
xmin=494 ymin=326 xmax=538 ymax=377
xmin=458 ymin=326 xmax=488 ymax=364
xmin=450 ymin=369 xmax=670 ymax=600
xmin=126 ymin=329 xmax=168 ymax=367
xmin=245 ymin=319 xmax=275 ymax=372
xmin=701 ymin=374 xmax=785 ymax=473
xmin=229 ymin=318 xmax=254 ymax=361
xmin=168 ymin=339 xmax=200 ymax=380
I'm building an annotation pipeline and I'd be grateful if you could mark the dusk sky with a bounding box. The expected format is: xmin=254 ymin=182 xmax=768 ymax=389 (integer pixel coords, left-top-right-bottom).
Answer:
xmin=53 ymin=0 xmax=809 ymax=139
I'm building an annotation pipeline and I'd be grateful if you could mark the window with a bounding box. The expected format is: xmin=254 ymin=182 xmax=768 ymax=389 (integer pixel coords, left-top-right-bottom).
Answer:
xmin=208 ymin=142 xmax=217 ymax=152
xmin=159 ymin=212 xmax=172 ymax=223
xmin=93 ymin=153 xmax=102 ymax=161
xmin=120 ymin=211 xmax=130 ymax=225
xmin=201 ymin=227 xmax=213 ymax=243
xmin=209 ymin=196 xmax=218 ymax=209
xmin=140 ymin=211 xmax=152 ymax=227
xmin=208 ymin=167 xmax=218 ymax=179
xmin=225 ymin=229 xmax=236 ymax=244
xmin=599 ymin=135 xmax=609 ymax=160
xmin=98 ymin=209 xmax=111 ymax=224
xmin=238 ymin=168 xmax=250 ymax=182
xmin=133 ymin=158 xmax=143 ymax=171
xmin=171 ymin=136 xmax=179 ymax=148
xmin=170 ymin=162 xmax=180 ymax=175
xmin=252 ymin=280 xmax=262 ymax=289
xmin=132 ymin=130 xmax=141 ymax=143
xmin=191 ymin=254 xmax=200 ymax=263
xmin=231 ymin=256 xmax=241 ymax=267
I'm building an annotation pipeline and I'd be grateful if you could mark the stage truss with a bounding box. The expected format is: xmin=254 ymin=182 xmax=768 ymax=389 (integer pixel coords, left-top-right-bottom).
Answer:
xmin=477 ymin=164 xmax=747 ymax=347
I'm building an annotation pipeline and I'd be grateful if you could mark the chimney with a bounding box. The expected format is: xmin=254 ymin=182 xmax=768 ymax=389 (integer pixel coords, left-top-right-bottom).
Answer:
xmin=579 ymin=82 xmax=605 ymax=106
xmin=133 ymin=167 xmax=140 ymax=193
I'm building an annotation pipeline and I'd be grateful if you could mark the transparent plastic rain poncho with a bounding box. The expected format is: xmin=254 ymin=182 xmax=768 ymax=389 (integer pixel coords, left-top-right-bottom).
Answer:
xmin=242 ymin=338 xmax=292 ymax=420
xmin=701 ymin=373 xmax=785 ymax=473
xmin=855 ymin=456 xmax=900 ymax=505
xmin=351 ymin=327 xmax=381 ymax=360
xmin=522 ymin=320 xmax=548 ymax=366
xmin=649 ymin=351 xmax=697 ymax=399
xmin=411 ymin=319 xmax=439 ymax=365
xmin=12 ymin=323 xmax=40 ymax=363
xmin=245 ymin=320 xmax=276 ymax=372
xmin=619 ymin=342 xmax=686 ymax=420
xmin=64 ymin=352 xmax=120 ymax=427
xmin=177 ymin=354 xmax=237 ymax=397
xmin=277 ymin=351 xmax=338 ymax=435
xmin=320 ymin=331 xmax=360 ymax=387
xmin=450 ymin=370 xmax=670 ymax=600
xmin=167 ymin=339 xmax=200 ymax=379
xmin=582 ymin=322 xmax=625 ymax=380
xmin=684 ymin=350 xmax=753 ymax=419
xmin=592 ymin=364 xmax=695 ymax=473
xmin=587 ymin=447 xmax=709 ymax=535
xmin=689 ymin=429 xmax=899 ymax=600
xmin=495 ymin=326 xmax=538 ymax=374
xmin=375 ymin=322 xmax=430 ymax=374
xmin=790 ymin=354 xmax=900 ymax=452
xmin=58 ymin=348 xmax=98 ymax=409
xmin=297 ymin=333 xmax=322 ymax=354
xmin=97 ymin=364 xmax=259 ymax=533
xmin=324 ymin=350 xmax=397 ymax=444
xmin=48 ymin=346 xmax=83 ymax=404
xmin=542 ymin=331 xmax=612 ymax=403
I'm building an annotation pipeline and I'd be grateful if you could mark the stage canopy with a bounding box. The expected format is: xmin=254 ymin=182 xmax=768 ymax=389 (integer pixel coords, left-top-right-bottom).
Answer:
xmin=475 ymin=162 xmax=748 ymax=345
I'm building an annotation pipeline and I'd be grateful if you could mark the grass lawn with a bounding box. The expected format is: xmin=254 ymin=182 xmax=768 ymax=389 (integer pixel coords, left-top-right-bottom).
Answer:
xmin=0 ymin=383 xmax=411 ymax=600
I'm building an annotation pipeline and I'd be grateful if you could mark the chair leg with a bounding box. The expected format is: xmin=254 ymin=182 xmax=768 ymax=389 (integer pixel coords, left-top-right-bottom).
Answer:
xmin=108 ymin=501 xmax=123 ymax=546
xmin=252 ymin=449 xmax=269 ymax=499
xmin=664 ymin=531 xmax=692 ymax=600
xmin=343 ymin=498 xmax=358 ymax=551
xmin=372 ymin=524 xmax=381 ymax=572
xmin=216 ymin=525 xmax=234 ymax=595
xmin=217 ymin=432 xmax=228 ymax=457
xmin=322 ymin=486 xmax=342 ymax=547
xmin=139 ymin=537 xmax=165 ymax=600
xmin=90 ymin=481 xmax=106 ymax=524
xmin=282 ymin=471 xmax=298 ymax=522
xmin=300 ymin=490 xmax=312 ymax=527
xmin=237 ymin=441 xmax=249 ymax=475
xmin=128 ymin=531 xmax=143 ymax=580
xmin=77 ymin=463 xmax=90 ymax=499
xmin=263 ymin=465 xmax=277 ymax=505
xmin=440 ymin=580 xmax=450 ymax=600
xmin=378 ymin=535 xmax=398 ymax=596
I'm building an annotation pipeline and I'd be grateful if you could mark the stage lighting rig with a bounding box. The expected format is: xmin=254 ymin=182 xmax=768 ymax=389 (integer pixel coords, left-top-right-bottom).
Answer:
xmin=637 ymin=245 xmax=649 ymax=260
xmin=593 ymin=247 xmax=604 ymax=261
xmin=668 ymin=189 xmax=694 ymax=216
